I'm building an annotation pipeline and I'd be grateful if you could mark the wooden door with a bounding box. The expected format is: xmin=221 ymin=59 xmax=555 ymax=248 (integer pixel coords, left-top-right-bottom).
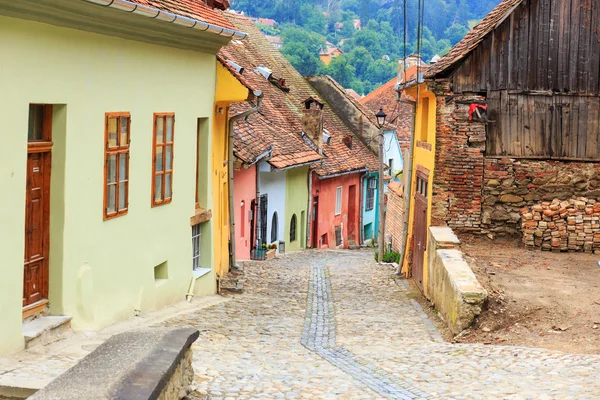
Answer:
xmin=412 ymin=173 xmax=428 ymax=291
xmin=250 ymin=199 xmax=256 ymax=251
xmin=24 ymin=105 xmax=52 ymax=309
xmin=311 ymin=196 xmax=319 ymax=248
xmin=347 ymin=185 xmax=357 ymax=244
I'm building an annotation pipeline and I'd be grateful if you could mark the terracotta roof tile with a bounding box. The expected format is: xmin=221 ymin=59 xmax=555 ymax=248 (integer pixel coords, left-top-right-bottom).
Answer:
xmin=128 ymin=0 xmax=236 ymax=31
xmin=425 ymin=0 xmax=523 ymax=78
xmin=221 ymin=14 xmax=379 ymax=176
xmin=361 ymin=78 xmax=413 ymax=147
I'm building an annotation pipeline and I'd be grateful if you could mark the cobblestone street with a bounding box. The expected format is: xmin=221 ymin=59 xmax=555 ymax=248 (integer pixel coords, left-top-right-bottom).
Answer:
xmin=158 ymin=250 xmax=600 ymax=399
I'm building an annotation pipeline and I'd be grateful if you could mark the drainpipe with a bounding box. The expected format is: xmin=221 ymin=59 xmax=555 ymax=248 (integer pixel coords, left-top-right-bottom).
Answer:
xmin=307 ymin=169 xmax=313 ymax=248
xmin=359 ymin=171 xmax=366 ymax=246
xmin=398 ymin=98 xmax=417 ymax=275
xmin=228 ymin=91 xmax=264 ymax=270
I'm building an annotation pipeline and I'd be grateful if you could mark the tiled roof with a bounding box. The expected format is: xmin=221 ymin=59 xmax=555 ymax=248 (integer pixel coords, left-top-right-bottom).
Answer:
xmin=221 ymin=14 xmax=379 ymax=176
xmin=128 ymin=0 xmax=237 ymax=31
xmin=425 ymin=0 xmax=523 ymax=78
xmin=361 ymin=78 xmax=412 ymax=147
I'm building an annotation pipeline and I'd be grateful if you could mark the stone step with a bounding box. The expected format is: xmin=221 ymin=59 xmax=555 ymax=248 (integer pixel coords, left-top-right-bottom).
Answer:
xmin=23 ymin=316 xmax=73 ymax=349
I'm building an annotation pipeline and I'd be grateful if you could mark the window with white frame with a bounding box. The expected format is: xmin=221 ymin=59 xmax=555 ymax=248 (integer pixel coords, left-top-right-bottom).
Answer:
xmin=366 ymin=178 xmax=376 ymax=210
xmin=192 ymin=224 xmax=201 ymax=270
xmin=335 ymin=186 xmax=342 ymax=215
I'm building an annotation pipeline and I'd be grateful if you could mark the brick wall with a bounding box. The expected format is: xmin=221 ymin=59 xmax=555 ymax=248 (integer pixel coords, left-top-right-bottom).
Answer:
xmin=482 ymin=159 xmax=600 ymax=236
xmin=428 ymin=81 xmax=485 ymax=230
xmin=385 ymin=181 xmax=405 ymax=252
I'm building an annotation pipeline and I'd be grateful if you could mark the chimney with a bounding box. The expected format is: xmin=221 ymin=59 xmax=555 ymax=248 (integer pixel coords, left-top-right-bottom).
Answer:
xmin=397 ymin=59 xmax=406 ymax=83
xmin=302 ymin=97 xmax=325 ymax=155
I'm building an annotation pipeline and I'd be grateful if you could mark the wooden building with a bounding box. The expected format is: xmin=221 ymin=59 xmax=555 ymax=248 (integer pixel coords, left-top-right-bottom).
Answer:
xmin=398 ymin=0 xmax=600 ymax=292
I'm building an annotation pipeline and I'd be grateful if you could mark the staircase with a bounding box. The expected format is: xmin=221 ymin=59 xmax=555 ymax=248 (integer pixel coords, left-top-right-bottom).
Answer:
xmin=22 ymin=316 xmax=72 ymax=349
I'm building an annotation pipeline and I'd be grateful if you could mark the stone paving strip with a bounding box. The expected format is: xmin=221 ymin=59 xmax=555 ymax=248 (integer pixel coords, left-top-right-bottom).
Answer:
xmin=302 ymin=259 xmax=429 ymax=399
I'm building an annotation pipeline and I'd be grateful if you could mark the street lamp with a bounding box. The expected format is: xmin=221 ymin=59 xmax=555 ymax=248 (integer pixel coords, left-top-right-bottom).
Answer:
xmin=376 ymin=108 xmax=387 ymax=128
xmin=376 ymin=108 xmax=387 ymax=263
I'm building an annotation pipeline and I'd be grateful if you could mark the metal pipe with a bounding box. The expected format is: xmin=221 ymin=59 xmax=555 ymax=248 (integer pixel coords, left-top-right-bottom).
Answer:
xmin=398 ymin=98 xmax=417 ymax=275
xmin=307 ymin=169 xmax=313 ymax=248
xmin=359 ymin=171 xmax=366 ymax=246
xmin=228 ymin=93 xmax=264 ymax=270
xmin=243 ymin=146 xmax=273 ymax=168
xmin=84 ymin=0 xmax=248 ymax=40
xmin=377 ymin=127 xmax=385 ymax=263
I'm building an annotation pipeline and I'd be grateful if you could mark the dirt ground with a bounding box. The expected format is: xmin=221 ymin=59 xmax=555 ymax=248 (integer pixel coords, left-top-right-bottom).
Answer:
xmin=444 ymin=234 xmax=600 ymax=354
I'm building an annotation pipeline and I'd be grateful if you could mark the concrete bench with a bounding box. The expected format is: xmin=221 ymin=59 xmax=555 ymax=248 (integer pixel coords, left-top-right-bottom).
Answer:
xmin=427 ymin=227 xmax=488 ymax=334
xmin=28 ymin=328 xmax=199 ymax=400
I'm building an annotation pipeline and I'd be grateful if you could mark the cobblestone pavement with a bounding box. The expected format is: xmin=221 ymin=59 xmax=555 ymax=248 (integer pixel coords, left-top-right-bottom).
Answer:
xmin=157 ymin=250 xmax=600 ymax=399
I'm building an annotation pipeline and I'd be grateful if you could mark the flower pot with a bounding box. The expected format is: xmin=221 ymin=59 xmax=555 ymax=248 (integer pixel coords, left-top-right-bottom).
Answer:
xmin=266 ymin=249 xmax=276 ymax=260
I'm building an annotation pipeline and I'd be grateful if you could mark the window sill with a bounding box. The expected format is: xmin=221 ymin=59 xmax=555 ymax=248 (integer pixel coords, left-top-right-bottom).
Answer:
xmin=190 ymin=207 xmax=212 ymax=226
xmin=193 ymin=268 xmax=212 ymax=280
xmin=416 ymin=141 xmax=432 ymax=151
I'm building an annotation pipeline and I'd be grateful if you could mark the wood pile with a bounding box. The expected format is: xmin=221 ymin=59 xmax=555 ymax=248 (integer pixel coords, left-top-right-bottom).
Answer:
xmin=521 ymin=198 xmax=600 ymax=252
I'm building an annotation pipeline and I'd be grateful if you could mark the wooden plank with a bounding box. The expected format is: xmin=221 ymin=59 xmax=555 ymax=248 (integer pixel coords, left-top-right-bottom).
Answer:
xmin=578 ymin=0 xmax=591 ymax=93
xmin=498 ymin=22 xmax=510 ymax=89
xmin=544 ymin=96 xmax=555 ymax=156
xmin=491 ymin=28 xmax=498 ymax=89
xmin=586 ymin=98 xmax=599 ymax=158
xmin=538 ymin=0 xmax=551 ymax=89
xmin=486 ymin=90 xmax=501 ymax=155
xmin=587 ymin=0 xmax=600 ymax=93
xmin=547 ymin=0 xmax=560 ymax=90
xmin=568 ymin=95 xmax=580 ymax=157
xmin=509 ymin=94 xmax=520 ymax=155
xmin=517 ymin=1 xmax=529 ymax=90
xmin=513 ymin=94 xmax=529 ymax=156
xmin=527 ymin=0 xmax=540 ymax=89
xmin=577 ymin=96 xmax=589 ymax=158
xmin=551 ymin=96 xmax=563 ymax=157
xmin=507 ymin=11 xmax=516 ymax=89
xmin=556 ymin=0 xmax=572 ymax=91
xmin=568 ymin=0 xmax=581 ymax=91
xmin=500 ymin=90 xmax=511 ymax=154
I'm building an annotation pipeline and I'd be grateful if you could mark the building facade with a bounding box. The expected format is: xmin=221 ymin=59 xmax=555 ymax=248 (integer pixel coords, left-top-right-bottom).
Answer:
xmin=0 ymin=0 xmax=242 ymax=354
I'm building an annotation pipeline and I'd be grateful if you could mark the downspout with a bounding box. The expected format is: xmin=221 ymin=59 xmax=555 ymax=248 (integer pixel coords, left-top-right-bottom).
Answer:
xmin=398 ymin=98 xmax=417 ymax=275
xmin=228 ymin=91 xmax=264 ymax=270
xmin=359 ymin=171 xmax=366 ymax=246
xmin=307 ymin=169 xmax=313 ymax=248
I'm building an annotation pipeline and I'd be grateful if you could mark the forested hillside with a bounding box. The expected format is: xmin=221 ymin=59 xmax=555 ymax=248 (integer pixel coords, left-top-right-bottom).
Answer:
xmin=230 ymin=0 xmax=500 ymax=95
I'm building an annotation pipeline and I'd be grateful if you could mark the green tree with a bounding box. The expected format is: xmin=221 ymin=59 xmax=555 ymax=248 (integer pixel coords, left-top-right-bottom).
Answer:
xmin=347 ymin=46 xmax=374 ymax=79
xmin=365 ymin=59 xmax=396 ymax=86
xmin=444 ymin=24 xmax=469 ymax=45
xmin=298 ymin=4 xmax=327 ymax=35
xmin=322 ymin=54 xmax=356 ymax=87
xmin=282 ymin=42 xmax=323 ymax=76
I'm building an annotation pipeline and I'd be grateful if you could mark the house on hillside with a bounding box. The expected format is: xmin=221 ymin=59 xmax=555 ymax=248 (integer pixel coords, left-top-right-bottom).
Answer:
xmin=398 ymin=0 xmax=600 ymax=294
xmin=0 ymin=0 xmax=243 ymax=355
xmin=221 ymin=14 xmax=379 ymax=252
xmin=320 ymin=42 xmax=343 ymax=66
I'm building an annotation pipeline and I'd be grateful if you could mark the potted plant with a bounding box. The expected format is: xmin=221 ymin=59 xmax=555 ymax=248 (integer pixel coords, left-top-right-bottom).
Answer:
xmin=266 ymin=243 xmax=277 ymax=260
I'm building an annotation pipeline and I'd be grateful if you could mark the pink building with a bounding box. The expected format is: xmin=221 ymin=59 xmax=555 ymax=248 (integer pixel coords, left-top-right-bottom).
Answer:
xmin=233 ymin=165 xmax=257 ymax=260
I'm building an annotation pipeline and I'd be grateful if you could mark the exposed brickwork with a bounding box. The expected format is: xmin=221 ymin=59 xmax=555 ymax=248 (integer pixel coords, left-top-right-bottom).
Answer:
xmin=428 ymin=81 xmax=485 ymax=231
xmin=521 ymin=198 xmax=600 ymax=253
xmin=385 ymin=181 xmax=405 ymax=252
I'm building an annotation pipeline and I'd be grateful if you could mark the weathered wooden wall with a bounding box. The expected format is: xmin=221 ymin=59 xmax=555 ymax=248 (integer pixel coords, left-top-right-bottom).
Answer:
xmin=450 ymin=0 xmax=600 ymax=159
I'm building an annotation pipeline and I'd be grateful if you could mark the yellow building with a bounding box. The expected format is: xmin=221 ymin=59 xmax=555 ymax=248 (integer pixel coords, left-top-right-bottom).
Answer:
xmin=212 ymin=59 xmax=253 ymax=278
xmin=319 ymin=43 xmax=343 ymax=66
xmin=0 ymin=1 xmax=245 ymax=355
xmin=400 ymin=83 xmax=437 ymax=296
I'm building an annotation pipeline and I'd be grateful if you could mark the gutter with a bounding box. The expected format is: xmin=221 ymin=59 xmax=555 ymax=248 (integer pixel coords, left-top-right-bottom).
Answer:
xmin=84 ymin=0 xmax=248 ymax=40
xmin=228 ymin=91 xmax=264 ymax=270
xmin=240 ymin=146 xmax=273 ymax=169
xmin=271 ymin=159 xmax=322 ymax=172
xmin=398 ymin=98 xmax=417 ymax=276
xmin=317 ymin=168 xmax=370 ymax=180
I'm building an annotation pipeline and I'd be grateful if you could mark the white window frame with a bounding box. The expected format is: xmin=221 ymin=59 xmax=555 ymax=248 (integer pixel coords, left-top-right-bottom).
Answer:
xmin=192 ymin=224 xmax=201 ymax=270
xmin=335 ymin=186 xmax=342 ymax=215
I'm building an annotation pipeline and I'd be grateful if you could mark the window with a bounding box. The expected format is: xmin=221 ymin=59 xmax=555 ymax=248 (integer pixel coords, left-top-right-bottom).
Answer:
xmin=335 ymin=226 xmax=342 ymax=247
xmin=335 ymin=186 xmax=342 ymax=215
xmin=152 ymin=113 xmax=174 ymax=206
xmin=104 ymin=112 xmax=130 ymax=220
xmin=366 ymin=178 xmax=376 ymax=211
xmin=416 ymin=176 xmax=428 ymax=198
xmin=290 ymin=214 xmax=297 ymax=242
xmin=192 ymin=224 xmax=201 ymax=270
xmin=271 ymin=212 xmax=279 ymax=243
xmin=388 ymin=158 xmax=394 ymax=175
